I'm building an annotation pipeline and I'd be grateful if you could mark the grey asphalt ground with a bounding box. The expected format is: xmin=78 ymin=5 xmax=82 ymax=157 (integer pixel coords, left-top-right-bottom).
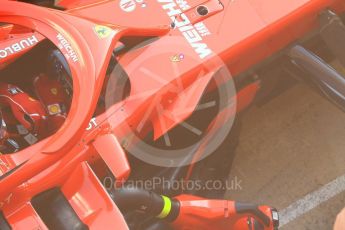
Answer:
xmin=226 ymin=84 xmax=345 ymax=230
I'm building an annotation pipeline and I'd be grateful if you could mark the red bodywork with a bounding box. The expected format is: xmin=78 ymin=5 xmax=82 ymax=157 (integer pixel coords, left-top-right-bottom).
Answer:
xmin=0 ymin=0 xmax=344 ymax=229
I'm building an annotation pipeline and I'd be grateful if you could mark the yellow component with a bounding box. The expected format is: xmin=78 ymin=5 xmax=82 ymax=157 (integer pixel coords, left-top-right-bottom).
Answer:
xmin=48 ymin=104 xmax=61 ymax=115
xmin=157 ymin=196 xmax=172 ymax=219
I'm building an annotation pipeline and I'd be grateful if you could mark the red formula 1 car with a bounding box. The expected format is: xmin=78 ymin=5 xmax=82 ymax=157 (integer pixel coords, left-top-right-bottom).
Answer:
xmin=0 ymin=0 xmax=345 ymax=229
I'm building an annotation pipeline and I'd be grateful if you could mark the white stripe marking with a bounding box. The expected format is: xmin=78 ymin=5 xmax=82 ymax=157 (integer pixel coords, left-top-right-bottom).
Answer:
xmin=279 ymin=173 xmax=345 ymax=227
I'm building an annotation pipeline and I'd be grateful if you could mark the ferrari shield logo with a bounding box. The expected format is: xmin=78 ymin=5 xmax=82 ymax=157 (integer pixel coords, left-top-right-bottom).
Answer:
xmin=50 ymin=88 xmax=58 ymax=95
xmin=94 ymin=25 xmax=112 ymax=39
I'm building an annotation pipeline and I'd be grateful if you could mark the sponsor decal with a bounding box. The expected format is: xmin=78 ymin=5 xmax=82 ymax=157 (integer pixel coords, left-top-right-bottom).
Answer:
xmin=120 ymin=0 xmax=147 ymax=12
xmin=158 ymin=0 xmax=213 ymax=59
xmin=170 ymin=53 xmax=185 ymax=62
xmin=120 ymin=0 xmax=136 ymax=12
xmin=86 ymin=117 xmax=98 ymax=131
xmin=194 ymin=22 xmax=211 ymax=37
xmin=94 ymin=25 xmax=113 ymax=39
xmin=0 ymin=35 xmax=39 ymax=59
xmin=56 ymin=33 xmax=79 ymax=63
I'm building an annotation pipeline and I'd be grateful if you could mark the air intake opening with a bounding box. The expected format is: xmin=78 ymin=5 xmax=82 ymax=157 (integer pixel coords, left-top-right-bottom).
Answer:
xmin=31 ymin=188 xmax=88 ymax=230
